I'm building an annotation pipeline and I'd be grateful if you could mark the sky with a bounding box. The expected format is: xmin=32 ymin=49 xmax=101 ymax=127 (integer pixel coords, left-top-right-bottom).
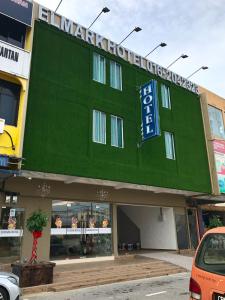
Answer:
xmin=35 ymin=0 xmax=225 ymax=98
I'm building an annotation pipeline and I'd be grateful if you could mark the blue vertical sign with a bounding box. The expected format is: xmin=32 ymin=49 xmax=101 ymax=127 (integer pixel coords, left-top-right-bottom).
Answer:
xmin=140 ymin=80 xmax=160 ymax=141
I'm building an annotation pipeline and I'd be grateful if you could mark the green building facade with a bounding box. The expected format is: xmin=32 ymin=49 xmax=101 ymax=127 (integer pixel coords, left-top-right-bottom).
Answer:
xmin=23 ymin=21 xmax=211 ymax=194
xmin=0 ymin=7 xmax=213 ymax=264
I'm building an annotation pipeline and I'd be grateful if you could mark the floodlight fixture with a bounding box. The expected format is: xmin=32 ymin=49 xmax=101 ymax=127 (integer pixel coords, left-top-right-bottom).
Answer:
xmin=55 ymin=0 xmax=63 ymax=13
xmin=118 ymin=27 xmax=142 ymax=46
xmin=187 ymin=66 xmax=209 ymax=79
xmin=167 ymin=54 xmax=189 ymax=69
xmin=5 ymin=195 xmax=11 ymax=204
xmin=88 ymin=7 xmax=110 ymax=29
xmin=12 ymin=195 xmax=18 ymax=204
xmin=145 ymin=42 xmax=167 ymax=58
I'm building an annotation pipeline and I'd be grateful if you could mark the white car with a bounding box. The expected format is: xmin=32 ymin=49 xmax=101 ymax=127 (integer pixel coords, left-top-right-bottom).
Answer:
xmin=0 ymin=272 xmax=20 ymax=300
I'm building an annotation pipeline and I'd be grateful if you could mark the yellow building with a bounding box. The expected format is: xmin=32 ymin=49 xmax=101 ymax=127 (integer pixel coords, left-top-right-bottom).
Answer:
xmin=0 ymin=0 xmax=33 ymax=171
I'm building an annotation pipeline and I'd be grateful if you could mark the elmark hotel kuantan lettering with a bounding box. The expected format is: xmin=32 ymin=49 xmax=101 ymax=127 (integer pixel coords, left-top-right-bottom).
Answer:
xmin=0 ymin=46 xmax=19 ymax=62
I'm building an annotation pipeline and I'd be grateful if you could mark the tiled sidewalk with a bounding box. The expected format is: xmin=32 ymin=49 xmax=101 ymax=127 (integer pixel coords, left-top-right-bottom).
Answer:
xmin=22 ymin=255 xmax=187 ymax=295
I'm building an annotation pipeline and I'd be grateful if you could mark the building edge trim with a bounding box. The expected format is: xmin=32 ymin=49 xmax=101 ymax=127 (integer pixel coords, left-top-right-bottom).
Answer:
xmin=21 ymin=170 xmax=206 ymax=197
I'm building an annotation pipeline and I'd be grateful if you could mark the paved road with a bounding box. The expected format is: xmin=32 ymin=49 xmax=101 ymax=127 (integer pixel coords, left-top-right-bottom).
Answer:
xmin=23 ymin=272 xmax=190 ymax=300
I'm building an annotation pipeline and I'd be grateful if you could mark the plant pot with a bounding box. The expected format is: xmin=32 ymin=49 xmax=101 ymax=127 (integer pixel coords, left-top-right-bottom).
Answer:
xmin=11 ymin=261 xmax=56 ymax=287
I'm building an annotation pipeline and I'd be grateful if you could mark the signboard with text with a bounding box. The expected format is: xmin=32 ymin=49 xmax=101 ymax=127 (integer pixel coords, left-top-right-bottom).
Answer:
xmin=0 ymin=0 xmax=33 ymax=26
xmin=213 ymin=140 xmax=225 ymax=193
xmin=0 ymin=229 xmax=23 ymax=237
xmin=38 ymin=5 xmax=199 ymax=94
xmin=0 ymin=155 xmax=9 ymax=167
xmin=0 ymin=40 xmax=31 ymax=78
xmin=140 ymin=80 xmax=160 ymax=142
xmin=51 ymin=228 xmax=112 ymax=235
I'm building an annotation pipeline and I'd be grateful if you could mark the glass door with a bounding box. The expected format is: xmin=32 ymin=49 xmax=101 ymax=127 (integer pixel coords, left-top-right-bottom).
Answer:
xmin=0 ymin=206 xmax=25 ymax=263
xmin=174 ymin=208 xmax=190 ymax=249
xmin=187 ymin=208 xmax=200 ymax=249
xmin=50 ymin=201 xmax=112 ymax=259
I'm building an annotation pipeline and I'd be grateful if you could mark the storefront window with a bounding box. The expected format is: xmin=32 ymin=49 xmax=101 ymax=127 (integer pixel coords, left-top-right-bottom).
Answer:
xmin=0 ymin=78 xmax=21 ymax=126
xmin=50 ymin=201 xmax=112 ymax=259
xmin=0 ymin=207 xmax=24 ymax=263
xmin=0 ymin=14 xmax=26 ymax=49
xmin=208 ymin=105 xmax=225 ymax=139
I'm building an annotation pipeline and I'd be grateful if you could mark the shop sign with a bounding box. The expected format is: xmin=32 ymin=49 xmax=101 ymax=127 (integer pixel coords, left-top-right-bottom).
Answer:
xmin=0 ymin=0 xmax=33 ymax=26
xmin=213 ymin=140 xmax=225 ymax=193
xmin=51 ymin=228 xmax=66 ymax=235
xmin=10 ymin=208 xmax=16 ymax=217
xmin=0 ymin=155 xmax=9 ymax=167
xmin=99 ymin=228 xmax=111 ymax=234
xmin=67 ymin=228 xmax=82 ymax=235
xmin=51 ymin=228 xmax=112 ymax=235
xmin=140 ymin=80 xmax=160 ymax=142
xmin=38 ymin=5 xmax=198 ymax=94
xmin=0 ymin=40 xmax=31 ymax=79
xmin=0 ymin=229 xmax=23 ymax=237
xmin=0 ymin=119 xmax=5 ymax=134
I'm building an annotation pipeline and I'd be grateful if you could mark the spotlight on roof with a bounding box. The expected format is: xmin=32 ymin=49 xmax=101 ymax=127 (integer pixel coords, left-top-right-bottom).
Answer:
xmin=118 ymin=27 xmax=142 ymax=45
xmin=88 ymin=7 xmax=110 ymax=29
xmin=145 ymin=42 xmax=167 ymax=58
xmin=167 ymin=54 xmax=189 ymax=69
xmin=187 ymin=66 xmax=209 ymax=79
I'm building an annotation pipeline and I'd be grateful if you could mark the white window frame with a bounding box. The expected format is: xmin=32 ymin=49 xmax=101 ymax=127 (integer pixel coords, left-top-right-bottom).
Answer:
xmin=110 ymin=61 xmax=122 ymax=91
xmin=161 ymin=84 xmax=171 ymax=109
xmin=111 ymin=115 xmax=124 ymax=148
xmin=93 ymin=53 xmax=106 ymax=84
xmin=92 ymin=110 xmax=106 ymax=144
xmin=164 ymin=131 xmax=175 ymax=160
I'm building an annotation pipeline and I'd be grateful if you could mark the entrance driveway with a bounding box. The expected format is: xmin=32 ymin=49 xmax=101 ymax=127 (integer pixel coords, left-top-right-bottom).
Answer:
xmin=138 ymin=251 xmax=194 ymax=271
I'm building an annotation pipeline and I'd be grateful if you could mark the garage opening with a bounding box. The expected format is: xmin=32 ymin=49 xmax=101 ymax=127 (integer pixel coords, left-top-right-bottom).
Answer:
xmin=117 ymin=205 xmax=178 ymax=253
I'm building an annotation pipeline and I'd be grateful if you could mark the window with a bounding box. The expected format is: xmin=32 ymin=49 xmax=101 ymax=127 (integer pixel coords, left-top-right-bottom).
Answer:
xmin=0 ymin=79 xmax=20 ymax=126
xmin=93 ymin=110 xmax=106 ymax=144
xmin=111 ymin=115 xmax=124 ymax=148
xmin=208 ymin=105 xmax=225 ymax=139
xmin=0 ymin=207 xmax=25 ymax=260
xmin=195 ymin=233 xmax=225 ymax=276
xmin=164 ymin=131 xmax=175 ymax=160
xmin=161 ymin=84 xmax=171 ymax=109
xmin=110 ymin=61 xmax=122 ymax=90
xmin=93 ymin=53 xmax=106 ymax=84
xmin=0 ymin=14 xmax=26 ymax=49
xmin=50 ymin=201 xmax=112 ymax=259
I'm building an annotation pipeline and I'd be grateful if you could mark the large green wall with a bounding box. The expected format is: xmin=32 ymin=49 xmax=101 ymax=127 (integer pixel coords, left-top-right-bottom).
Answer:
xmin=23 ymin=21 xmax=211 ymax=193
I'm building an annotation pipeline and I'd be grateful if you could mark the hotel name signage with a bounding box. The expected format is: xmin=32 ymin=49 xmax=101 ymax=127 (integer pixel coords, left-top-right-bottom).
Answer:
xmin=140 ymin=80 xmax=160 ymax=141
xmin=38 ymin=5 xmax=198 ymax=94
xmin=0 ymin=0 xmax=33 ymax=26
xmin=0 ymin=45 xmax=19 ymax=62
xmin=0 ymin=40 xmax=31 ymax=79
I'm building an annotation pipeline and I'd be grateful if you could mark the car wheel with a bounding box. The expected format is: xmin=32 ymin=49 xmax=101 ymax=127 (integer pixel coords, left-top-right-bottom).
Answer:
xmin=0 ymin=287 xmax=8 ymax=300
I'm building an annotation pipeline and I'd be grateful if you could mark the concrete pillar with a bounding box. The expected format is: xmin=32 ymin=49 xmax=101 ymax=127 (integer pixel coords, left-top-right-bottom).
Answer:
xmin=20 ymin=196 xmax=52 ymax=262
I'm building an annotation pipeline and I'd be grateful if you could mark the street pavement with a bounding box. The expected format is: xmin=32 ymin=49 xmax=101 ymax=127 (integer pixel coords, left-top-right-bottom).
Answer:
xmin=23 ymin=272 xmax=190 ymax=300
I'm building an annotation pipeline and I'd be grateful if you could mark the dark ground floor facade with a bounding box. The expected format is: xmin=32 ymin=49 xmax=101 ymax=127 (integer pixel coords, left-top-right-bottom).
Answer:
xmin=0 ymin=171 xmax=207 ymax=264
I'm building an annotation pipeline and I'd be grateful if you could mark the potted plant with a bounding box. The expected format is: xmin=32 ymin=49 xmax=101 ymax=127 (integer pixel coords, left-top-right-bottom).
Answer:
xmin=208 ymin=215 xmax=223 ymax=229
xmin=11 ymin=211 xmax=55 ymax=287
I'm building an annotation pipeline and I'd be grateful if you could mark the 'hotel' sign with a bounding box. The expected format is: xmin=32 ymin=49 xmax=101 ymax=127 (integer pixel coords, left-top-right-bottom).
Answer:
xmin=140 ymin=80 xmax=160 ymax=142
